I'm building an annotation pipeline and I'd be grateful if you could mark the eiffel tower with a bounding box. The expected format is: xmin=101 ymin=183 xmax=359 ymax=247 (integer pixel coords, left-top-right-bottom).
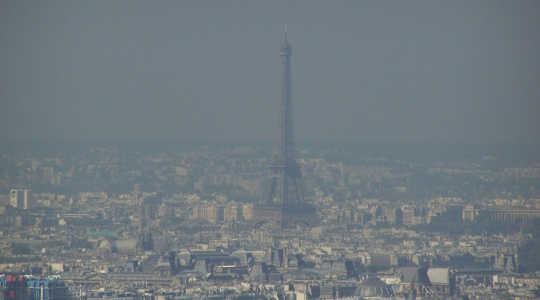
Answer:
xmin=264 ymin=27 xmax=314 ymax=229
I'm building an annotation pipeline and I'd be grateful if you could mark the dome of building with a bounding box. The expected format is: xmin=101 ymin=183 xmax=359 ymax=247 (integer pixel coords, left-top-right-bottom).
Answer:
xmin=97 ymin=239 xmax=112 ymax=252
xmin=355 ymin=275 xmax=395 ymax=298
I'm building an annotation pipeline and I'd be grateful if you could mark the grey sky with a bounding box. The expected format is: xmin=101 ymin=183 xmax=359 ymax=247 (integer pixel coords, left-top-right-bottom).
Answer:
xmin=1 ymin=0 xmax=539 ymax=143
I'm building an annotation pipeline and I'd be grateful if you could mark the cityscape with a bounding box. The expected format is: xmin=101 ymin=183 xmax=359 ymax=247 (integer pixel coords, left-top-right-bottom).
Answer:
xmin=2 ymin=1 xmax=540 ymax=300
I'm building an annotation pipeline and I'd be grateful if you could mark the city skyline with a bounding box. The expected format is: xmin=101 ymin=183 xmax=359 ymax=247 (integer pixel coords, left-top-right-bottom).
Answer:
xmin=1 ymin=2 xmax=540 ymax=299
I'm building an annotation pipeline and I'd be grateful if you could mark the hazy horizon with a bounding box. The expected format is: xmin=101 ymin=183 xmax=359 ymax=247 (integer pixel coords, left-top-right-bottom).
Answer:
xmin=2 ymin=0 xmax=539 ymax=144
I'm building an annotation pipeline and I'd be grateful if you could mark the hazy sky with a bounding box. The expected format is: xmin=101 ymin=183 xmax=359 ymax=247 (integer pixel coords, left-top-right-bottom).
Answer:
xmin=1 ymin=0 xmax=539 ymax=143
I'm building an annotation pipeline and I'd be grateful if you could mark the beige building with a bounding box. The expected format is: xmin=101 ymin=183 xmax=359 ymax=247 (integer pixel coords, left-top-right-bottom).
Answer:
xmin=462 ymin=205 xmax=478 ymax=222
xmin=9 ymin=188 xmax=32 ymax=209
xmin=242 ymin=204 xmax=254 ymax=221
xmin=192 ymin=202 xmax=219 ymax=223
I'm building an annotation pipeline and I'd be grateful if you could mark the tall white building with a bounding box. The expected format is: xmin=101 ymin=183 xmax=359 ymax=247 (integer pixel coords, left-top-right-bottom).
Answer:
xmin=9 ymin=188 xmax=32 ymax=209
